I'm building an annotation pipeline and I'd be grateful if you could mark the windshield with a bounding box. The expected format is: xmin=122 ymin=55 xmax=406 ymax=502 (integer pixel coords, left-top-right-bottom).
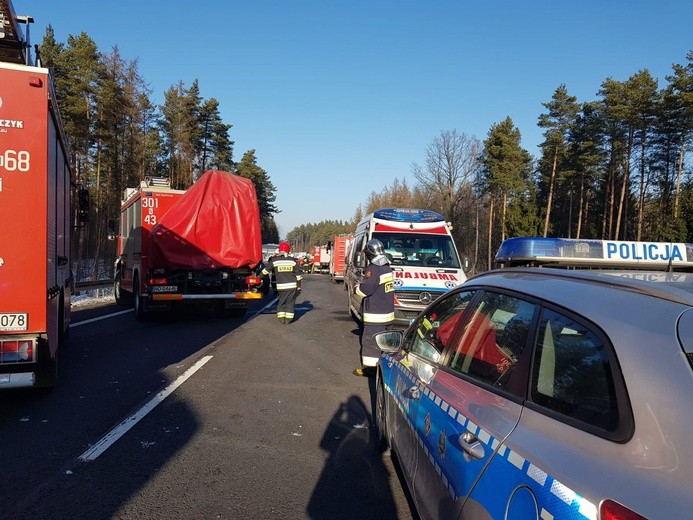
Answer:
xmin=373 ymin=232 xmax=461 ymax=268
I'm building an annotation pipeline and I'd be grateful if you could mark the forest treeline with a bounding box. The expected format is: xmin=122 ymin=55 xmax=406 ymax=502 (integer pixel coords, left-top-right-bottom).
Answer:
xmin=37 ymin=28 xmax=281 ymax=279
xmin=37 ymin=25 xmax=691 ymax=276
xmin=291 ymin=53 xmax=693 ymax=273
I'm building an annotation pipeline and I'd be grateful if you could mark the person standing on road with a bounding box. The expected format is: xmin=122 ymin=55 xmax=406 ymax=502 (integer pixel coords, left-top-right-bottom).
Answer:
xmin=262 ymin=241 xmax=303 ymax=324
xmin=353 ymin=239 xmax=395 ymax=376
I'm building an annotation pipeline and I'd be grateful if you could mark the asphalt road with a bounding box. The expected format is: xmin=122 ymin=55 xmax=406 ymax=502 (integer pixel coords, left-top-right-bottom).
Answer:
xmin=0 ymin=274 xmax=416 ymax=520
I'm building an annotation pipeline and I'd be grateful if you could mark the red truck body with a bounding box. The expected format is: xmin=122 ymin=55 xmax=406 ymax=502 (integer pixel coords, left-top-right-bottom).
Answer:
xmin=0 ymin=61 xmax=73 ymax=389
xmin=312 ymin=245 xmax=331 ymax=273
xmin=114 ymin=171 xmax=264 ymax=319
xmin=329 ymin=235 xmax=353 ymax=283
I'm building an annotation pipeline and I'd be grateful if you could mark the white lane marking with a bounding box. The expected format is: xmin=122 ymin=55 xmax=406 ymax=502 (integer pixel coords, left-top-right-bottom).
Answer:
xmin=79 ymin=355 xmax=213 ymax=462
xmin=70 ymin=309 xmax=133 ymax=328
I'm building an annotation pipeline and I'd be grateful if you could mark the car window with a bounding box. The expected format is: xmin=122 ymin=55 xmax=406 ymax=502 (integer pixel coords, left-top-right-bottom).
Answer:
xmin=404 ymin=290 xmax=475 ymax=363
xmin=531 ymin=308 xmax=619 ymax=432
xmin=449 ymin=292 xmax=536 ymax=390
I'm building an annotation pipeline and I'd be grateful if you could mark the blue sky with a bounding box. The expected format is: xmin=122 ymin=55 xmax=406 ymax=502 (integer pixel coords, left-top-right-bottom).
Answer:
xmin=17 ymin=1 xmax=693 ymax=237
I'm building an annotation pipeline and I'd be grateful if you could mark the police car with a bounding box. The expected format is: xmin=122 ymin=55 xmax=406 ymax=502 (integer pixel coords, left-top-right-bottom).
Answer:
xmin=373 ymin=237 xmax=693 ymax=520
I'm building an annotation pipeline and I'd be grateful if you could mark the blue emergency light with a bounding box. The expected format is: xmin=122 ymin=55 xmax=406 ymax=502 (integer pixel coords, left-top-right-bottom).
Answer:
xmin=373 ymin=208 xmax=445 ymax=223
xmin=495 ymin=237 xmax=693 ymax=270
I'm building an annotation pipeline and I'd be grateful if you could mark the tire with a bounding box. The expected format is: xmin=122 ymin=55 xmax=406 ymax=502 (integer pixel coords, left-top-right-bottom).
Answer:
xmin=133 ymin=273 xmax=147 ymax=321
xmin=375 ymin=369 xmax=390 ymax=453
xmin=34 ymin=344 xmax=57 ymax=393
xmin=114 ymin=270 xmax=133 ymax=306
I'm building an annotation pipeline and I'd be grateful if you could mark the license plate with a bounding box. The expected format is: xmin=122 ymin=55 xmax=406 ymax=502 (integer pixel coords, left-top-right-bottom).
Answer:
xmin=0 ymin=313 xmax=28 ymax=331
xmin=150 ymin=286 xmax=178 ymax=293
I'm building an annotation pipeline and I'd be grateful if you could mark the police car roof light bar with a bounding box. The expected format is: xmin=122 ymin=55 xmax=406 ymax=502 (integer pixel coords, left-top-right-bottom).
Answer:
xmin=495 ymin=237 xmax=693 ymax=271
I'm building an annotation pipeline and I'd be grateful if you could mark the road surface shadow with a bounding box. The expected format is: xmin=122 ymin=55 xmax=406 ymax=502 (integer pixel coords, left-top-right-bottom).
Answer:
xmin=307 ymin=394 xmax=416 ymax=520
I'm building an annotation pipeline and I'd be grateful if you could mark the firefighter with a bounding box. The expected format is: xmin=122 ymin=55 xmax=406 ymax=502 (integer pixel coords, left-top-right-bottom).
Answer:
xmin=353 ymin=239 xmax=394 ymax=376
xmin=262 ymin=241 xmax=302 ymax=324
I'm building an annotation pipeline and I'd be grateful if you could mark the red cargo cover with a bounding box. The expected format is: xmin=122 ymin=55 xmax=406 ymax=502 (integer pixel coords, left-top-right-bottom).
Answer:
xmin=150 ymin=170 xmax=262 ymax=270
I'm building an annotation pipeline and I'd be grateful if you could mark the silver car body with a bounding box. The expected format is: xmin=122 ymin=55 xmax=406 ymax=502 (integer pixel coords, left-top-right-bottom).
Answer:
xmin=376 ymin=238 xmax=693 ymax=520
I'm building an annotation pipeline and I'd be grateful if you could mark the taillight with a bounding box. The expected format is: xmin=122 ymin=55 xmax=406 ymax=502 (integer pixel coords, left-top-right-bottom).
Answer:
xmin=600 ymin=500 xmax=647 ymax=520
xmin=245 ymin=275 xmax=262 ymax=286
xmin=0 ymin=339 xmax=35 ymax=363
xmin=149 ymin=277 xmax=168 ymax=285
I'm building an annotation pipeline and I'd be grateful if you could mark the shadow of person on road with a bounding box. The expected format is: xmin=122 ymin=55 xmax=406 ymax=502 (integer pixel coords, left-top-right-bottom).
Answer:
xmin=306 ymin=395 xmax=401 ymax=520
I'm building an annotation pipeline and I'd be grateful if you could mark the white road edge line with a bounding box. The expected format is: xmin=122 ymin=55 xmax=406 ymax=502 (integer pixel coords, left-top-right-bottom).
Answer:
xmin=78 ymin=355 xmax=214 ymax=462
xmin=70 ymin=309 xmax=133 ymax=328
xmin=73 ymin=295 xmax=277 ymax=328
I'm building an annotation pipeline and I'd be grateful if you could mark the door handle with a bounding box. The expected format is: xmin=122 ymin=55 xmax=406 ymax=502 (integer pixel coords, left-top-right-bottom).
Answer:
xmin=458 ymin=431 xmax=485 ymax=460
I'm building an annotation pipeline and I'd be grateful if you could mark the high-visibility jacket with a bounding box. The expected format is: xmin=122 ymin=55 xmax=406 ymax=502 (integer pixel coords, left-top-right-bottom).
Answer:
xmin=355 ymin=263 xmax=395 ymax=324
xmin=262 ymin=254 xmax=303 ymax=290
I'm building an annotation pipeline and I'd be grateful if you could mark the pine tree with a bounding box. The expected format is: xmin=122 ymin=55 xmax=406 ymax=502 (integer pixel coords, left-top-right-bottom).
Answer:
xmin=537 ymin=85 xmax=580 ymax=237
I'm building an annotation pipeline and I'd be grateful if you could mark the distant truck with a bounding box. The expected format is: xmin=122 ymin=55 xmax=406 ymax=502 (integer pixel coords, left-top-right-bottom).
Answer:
xmin=0 ymin=4 xmax=87 ymax=390
xmin=113 ymin=171 xmax=265 ymax=320
xmin=329 ymin=234 xmax=353 ymax=283
xmin=312 ymin=244 xmax=332 ymax=274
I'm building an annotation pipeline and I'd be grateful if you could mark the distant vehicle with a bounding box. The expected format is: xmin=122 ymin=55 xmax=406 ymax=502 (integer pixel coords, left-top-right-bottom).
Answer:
xmin=0 ymin=2 xmax=88 ymax=390
xmin=312 ymin=244 xmax=332 ymax=274
xmin=262 ymin=243 xmax=279 ymax=261
xmin=345 ymin=208 xmax=467 ymax=326
xmin=113 ymin=171 xmax=264 ymax=319
xmin=374 ymin=237 xmax=693 ymax=520
xmin=329 ymin=234 xmax=353 ymax=283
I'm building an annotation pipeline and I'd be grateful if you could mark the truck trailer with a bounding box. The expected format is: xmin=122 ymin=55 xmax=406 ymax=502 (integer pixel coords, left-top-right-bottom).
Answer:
xmin=113 ymin=171 xmax=265 ymax=320
xmin=0 ymin=1 xmax=86 ymax=389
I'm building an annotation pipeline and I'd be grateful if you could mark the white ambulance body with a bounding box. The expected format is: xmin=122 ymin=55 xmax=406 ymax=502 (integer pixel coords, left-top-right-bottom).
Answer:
xmin=345 ymin=208 xmax=466 ymax=326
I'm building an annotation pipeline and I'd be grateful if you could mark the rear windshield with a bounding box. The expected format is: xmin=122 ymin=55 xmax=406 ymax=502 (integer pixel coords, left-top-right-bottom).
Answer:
xmin=373 ymin=232 xmax=460 ymax=268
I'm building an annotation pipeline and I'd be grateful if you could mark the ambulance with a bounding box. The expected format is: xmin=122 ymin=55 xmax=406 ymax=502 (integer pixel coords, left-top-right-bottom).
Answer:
xmin=345 ymin=208 xmax=467 ymax=326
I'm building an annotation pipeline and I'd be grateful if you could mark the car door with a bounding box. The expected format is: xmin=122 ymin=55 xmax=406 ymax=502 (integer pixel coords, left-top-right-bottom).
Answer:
xmin=382 ymin=289 xmax=476 ymax=517
xmin=411 ymin=290 xmax=538 ymax=520
xmin=462 ymin=305 xmax=633 ymax=519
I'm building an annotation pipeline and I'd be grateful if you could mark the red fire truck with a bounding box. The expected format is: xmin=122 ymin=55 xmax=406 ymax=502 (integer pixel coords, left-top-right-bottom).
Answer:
xmin=329 ymin=234 xmax=353 ymax=283
xmin=113 ymin=171 xmax=265 ymax=320
xmin=0 ymin=1 xmax=86 ymax=389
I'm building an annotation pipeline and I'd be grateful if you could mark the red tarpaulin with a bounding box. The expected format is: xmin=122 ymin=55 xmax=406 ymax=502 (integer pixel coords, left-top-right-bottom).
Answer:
xmin=150 ymin=170 xmax=262 ymax=270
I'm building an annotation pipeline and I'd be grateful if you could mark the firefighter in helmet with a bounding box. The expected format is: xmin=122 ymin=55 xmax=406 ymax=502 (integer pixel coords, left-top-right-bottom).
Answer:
xmin=262 ymin=241 xmax=303 ymax=324
xmin=353 ymin=239 xmax=395 ymax=376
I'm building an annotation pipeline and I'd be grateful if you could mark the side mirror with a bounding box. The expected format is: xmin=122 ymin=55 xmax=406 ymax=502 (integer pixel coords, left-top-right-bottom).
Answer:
xmin=355 ymin=251 xmax=367 ymax=269
xmin=462 ymin=255 xmax=472 ymax=273
xmin=374 ymin=330 xmax=403 ymax=353
xmin=107 ymin=219 xmax=118 ymax=241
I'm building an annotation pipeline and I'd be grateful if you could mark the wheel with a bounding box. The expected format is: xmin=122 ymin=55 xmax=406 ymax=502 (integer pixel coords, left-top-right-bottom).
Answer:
xmin=375 ymin=369 xmax=390 ymax=453
xmin=114 ymin=270 xmax=133 ymax=306
xmin=133 ymin=274 xmax=147 ymax=321
xmin=34 ymin=343 xmax=57 ymax=392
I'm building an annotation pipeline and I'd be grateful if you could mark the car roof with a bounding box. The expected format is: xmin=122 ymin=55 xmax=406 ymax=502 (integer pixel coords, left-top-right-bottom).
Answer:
xmin=466 ymin=267 xmax=693 ymax=307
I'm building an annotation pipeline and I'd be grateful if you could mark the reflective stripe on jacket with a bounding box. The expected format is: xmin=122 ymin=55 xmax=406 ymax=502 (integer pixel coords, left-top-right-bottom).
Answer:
xmin=356 ymin=264 xmax=395 ymax=325
xmin=262 ymin=254 xmax=303 ymax=291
